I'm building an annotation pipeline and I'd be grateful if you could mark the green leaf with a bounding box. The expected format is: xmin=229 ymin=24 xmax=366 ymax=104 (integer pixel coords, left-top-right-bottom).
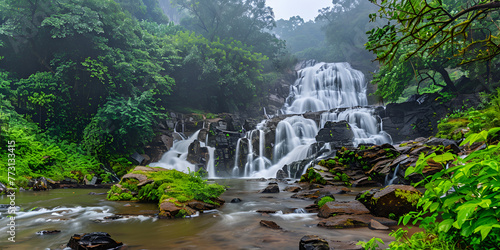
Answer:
xmin=438 ymin=219 xmax=454 ymax=233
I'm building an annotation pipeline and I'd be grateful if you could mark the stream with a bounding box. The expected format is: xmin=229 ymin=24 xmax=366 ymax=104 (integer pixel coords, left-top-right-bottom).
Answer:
xmin=0 ymin=179 xmax=402 ymax=249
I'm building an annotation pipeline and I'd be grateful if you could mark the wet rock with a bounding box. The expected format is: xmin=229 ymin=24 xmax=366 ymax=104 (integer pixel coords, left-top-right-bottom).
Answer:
xmin=299 ymin=235 xmax=330 ymax=250
xmin=305 ymin=204 xmax=320 ymax=213
xmin=88 ymin=192 xmax=106 ymax=195
xmin=188 ymin=201 xmax=217 ymax=211
xmin=260 ymin=220 xmax=282 ymax=230
xmin=276 ymin=169 xmax=288 ymax=180
xmin=351 ymin=177 xmax=382 ymax=187
xmin=257 ymin=209 xmax=277 ymax=214
xmin=317 ymin=200 xmax=370 ymax=218
xmin=67 ymin=232 xmax=123 ymax=250
xmin=31 ymin=177 xmax=49 ymax=191
xmin=318 ymin=214 xmax=396 ymax=229
xmin=103 ymin=215 xmax=123 ymax=220
xmin=261 ymin=183 xmax=280 ymax=193
xmin=369 ymin=219 xmax=389 ymax=230
xmin=356 ymin=185 xmax=422 ymax=218
xmin=230 ymin=198 xmax=242 ymax=203
xmin=315 ymin=121 xmax=355 ymax=147
xmin=284 ymin=186 xmax=302 ymax=192
xmin=36 ymin=230 xmax=61 ymax=235
xmin=158 ymin=200 xmax=196 ymax=219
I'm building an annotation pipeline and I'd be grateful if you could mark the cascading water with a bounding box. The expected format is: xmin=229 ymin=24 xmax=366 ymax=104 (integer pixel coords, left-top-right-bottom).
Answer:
xmin=283 ymin=62 xmax=367 ymax=114
xmin=320 ymin=108 xmax=392 ymax=146
xmin=244 ymin=62 xmax=392 ymax=178
xmin=149 ymin=131 xmax=201 ymax=172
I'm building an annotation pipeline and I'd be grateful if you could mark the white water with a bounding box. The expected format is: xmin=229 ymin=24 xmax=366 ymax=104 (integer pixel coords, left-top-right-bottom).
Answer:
xmin=149 ymin=131 xmax=200 ymax=173
xmin=283 ymin=62 xmax=367 ymax=114
xmin=320 ymin=108 xmax=392 ymax=146
xmin=207 ymin=147 xmax=216 ymax=178
xmin=385 ymin=164 xmax=400 ymax=186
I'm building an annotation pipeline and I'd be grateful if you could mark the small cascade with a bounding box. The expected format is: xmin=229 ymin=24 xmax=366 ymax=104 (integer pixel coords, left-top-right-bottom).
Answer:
xmin=385 ymin=164 xmax=400 ymax=186
xmin=149 ymin=131 xmax=201 ymax=172
xmin=207 ymin=147 xmax=216 ymax=178
xmin=232 ymin=139 xmax=242 ymax=176
xmin=283 ymin=62 xmax=367 ymax=114
xmin=320 ymin=108 xmax=392 ymax=146
xmin=294 ymin=208 xmax=307 ymax=214
xmin=273 ymin=116 xmax=318 ymax=161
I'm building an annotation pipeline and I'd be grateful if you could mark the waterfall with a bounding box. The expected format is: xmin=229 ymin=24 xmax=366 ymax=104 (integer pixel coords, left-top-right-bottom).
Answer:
xmin=283 ymin=62 xmax=367 ymax=114
xmin=385 ymin=164 xmax=400 ymax=186
xmin=149 ymin=131 xmax=201 ymax=172
xmin=320 ymin=108 xmax=392 ymax=146
xmin=232 ymin=139 xmax=242 ymax=176
xmin=207 ymin=147 xmax=216 ymax=178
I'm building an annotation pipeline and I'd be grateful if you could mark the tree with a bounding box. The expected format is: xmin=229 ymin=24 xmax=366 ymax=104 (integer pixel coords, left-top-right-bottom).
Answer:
xmin=172 ymin=0 xmax=282 ymax=57
xmin=366 ymin=0 xmax=500 ymax=65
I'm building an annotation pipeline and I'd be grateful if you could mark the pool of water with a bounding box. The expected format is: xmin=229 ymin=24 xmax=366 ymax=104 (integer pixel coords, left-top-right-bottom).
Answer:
xmin=0 ymin=179 xmax=400 ymax=249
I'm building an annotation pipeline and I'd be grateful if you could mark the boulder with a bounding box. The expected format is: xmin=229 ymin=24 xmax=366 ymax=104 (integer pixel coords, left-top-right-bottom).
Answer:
xmin=317 ymin=200 xmax=370 ymax=218
xmin=315 ymin=121 xmax=355 ymax=147
xmin=318 ymin=214 xmax=397 ymax=229
xmin=260 ymin=220 xmax=282 ymax=230
xmin=369 ymin=219 xmax=389 ymax=230
xmin=284 ymin=186 xmax=302 ymax=193
xmin=276 ymin=169 xmax=288 ymax=180
xmin=187 ymin=201 xmax=217 ymax=211
xmin=230 ymin=198 xmax=242 ymax=203
xmin=158 ymin=200 xmax=196 ymax=219
xmin=67 ymin=232 xmax=123 ymax=250
xmin=36 ymin=230 xmax=61 ymax=235
xmin=356 ymin=185 xmax=422 ymax=218
xmin=31 ymin=177 xmax=49 ymax=191
xmin=299 ymin=235 xmax=330 ymax=250
xmin=261 ymin=184 xmax=280 ymax=193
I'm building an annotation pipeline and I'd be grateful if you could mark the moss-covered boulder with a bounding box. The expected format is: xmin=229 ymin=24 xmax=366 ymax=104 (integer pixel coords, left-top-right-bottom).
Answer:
xmin=356 ymin=185 xmax=421 ymax=218
xmin=107 ymin=166 xmax=226 ymax=218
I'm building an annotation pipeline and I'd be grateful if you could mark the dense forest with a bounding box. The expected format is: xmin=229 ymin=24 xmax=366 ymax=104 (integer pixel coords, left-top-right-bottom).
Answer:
xmin=1 ymin=0 xmax=500 ymax=249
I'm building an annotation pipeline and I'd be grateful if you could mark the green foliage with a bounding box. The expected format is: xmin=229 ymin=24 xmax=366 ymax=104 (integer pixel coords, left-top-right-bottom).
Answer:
xmin=83 ymin=90 xmax=164 ymax=155
xmin=356 ymin=237 xmax=385 ymax=250
xmin=387 ymin=228 xmax=459 ymax=250
xmin=0 ymin=105 xmax=102 ymax=187
xmin=402 ymin=127 xmax=500 ymax=249
xmin=318 ymin=196 xmax=335 ymax=208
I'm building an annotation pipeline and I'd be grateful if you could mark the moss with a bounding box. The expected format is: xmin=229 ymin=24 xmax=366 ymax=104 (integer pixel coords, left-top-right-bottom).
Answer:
xmin=394 ymin=189 xmax=421 ymax=206
xmin=108 ymin=168 xmax=225 ymax=210
xmin=318 ymin=196 xmax=335 ymax=208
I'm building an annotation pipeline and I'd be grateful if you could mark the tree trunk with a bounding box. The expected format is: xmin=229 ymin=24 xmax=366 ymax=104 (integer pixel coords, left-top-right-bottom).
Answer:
xmin=434 ymin=66 xmax=457 ymax=93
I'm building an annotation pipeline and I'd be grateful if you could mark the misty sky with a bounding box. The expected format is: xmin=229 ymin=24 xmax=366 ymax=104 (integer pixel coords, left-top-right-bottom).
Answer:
xmin=266 ymin=0 xmax=332 ymax=21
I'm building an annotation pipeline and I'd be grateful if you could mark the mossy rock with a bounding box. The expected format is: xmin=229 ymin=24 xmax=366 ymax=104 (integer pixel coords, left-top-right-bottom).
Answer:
xmin=355 ymin=185 xmax=422 ymax=218
xmin=107 ymin=166 xmax=225 ymax=218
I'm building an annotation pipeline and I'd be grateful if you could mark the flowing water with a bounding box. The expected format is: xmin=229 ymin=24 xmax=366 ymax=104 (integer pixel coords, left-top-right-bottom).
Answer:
xmin=0 ymin=180 xmax=403 ymax=249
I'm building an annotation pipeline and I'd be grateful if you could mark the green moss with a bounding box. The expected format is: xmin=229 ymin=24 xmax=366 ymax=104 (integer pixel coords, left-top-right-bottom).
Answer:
xmin=108 ymin=168 xmax=225 ymax=208
xmin=394 ymin=189 xmax=421 ymax=206
xmin=318 ymin=196 xmax=335 ymax=208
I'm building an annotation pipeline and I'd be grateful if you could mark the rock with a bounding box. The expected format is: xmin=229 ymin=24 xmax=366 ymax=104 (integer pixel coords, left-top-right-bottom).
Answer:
xmin=187 ymin=201 xmax=217 ymax=211
xmin=158 ymin=200 xmax=196 ymax=219
xmin=305 ymin=204 xmax=320 ymax=213
xmin=318 ymin=214 xmax=397 ymax=229
xmin=329 ymin=241 xmax=363 ymax=250
xmin=36 ymin=230 xmax=61 ymax=235
xmin=257 ymin=209 xmax=277 ymax=214
xmin=121 ymin=173 xmax=148 ymax=183
xmin=356 ymin=185 xmax=422 ymax=218
xmin=276 ymin=169 xmax=288 ymax=180
xmin=67 ymin=232 xmax=123 ymax=250
xmin=88 ymin=192 xmax=106 ymax=195
xmin=351 ymin=177 xmax=382 ymax=187
xmin=261 ymin=184 xmax=280 ymax=193
xmin=260 ymin=220 xmax=282 ymax=230
xmin=130 ymin=152 xmax=145 ymax=164
xmin=299 ymin=235 xmax=330 ymax=250
xmin=0 ymin=182 xmax=7 ymax=194
xmin=230 ymin=198 xmax=242 ymax=203
xmin=315 ymin=121 xmax=355 ymax=147
xmin=284 ymin=186 xmax=302 ymax=192
xmin=317 ymin=200 xmax=370 ymax=218
xmin=369 ymin=219 xmax=389 ymax=230
xmin=31 ymin=177 xmax=49 ymax=191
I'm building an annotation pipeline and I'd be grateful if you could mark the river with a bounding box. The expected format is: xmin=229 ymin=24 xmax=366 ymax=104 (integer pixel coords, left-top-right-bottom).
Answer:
xmin=0 ymin=179 xmax=403 ymax=249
